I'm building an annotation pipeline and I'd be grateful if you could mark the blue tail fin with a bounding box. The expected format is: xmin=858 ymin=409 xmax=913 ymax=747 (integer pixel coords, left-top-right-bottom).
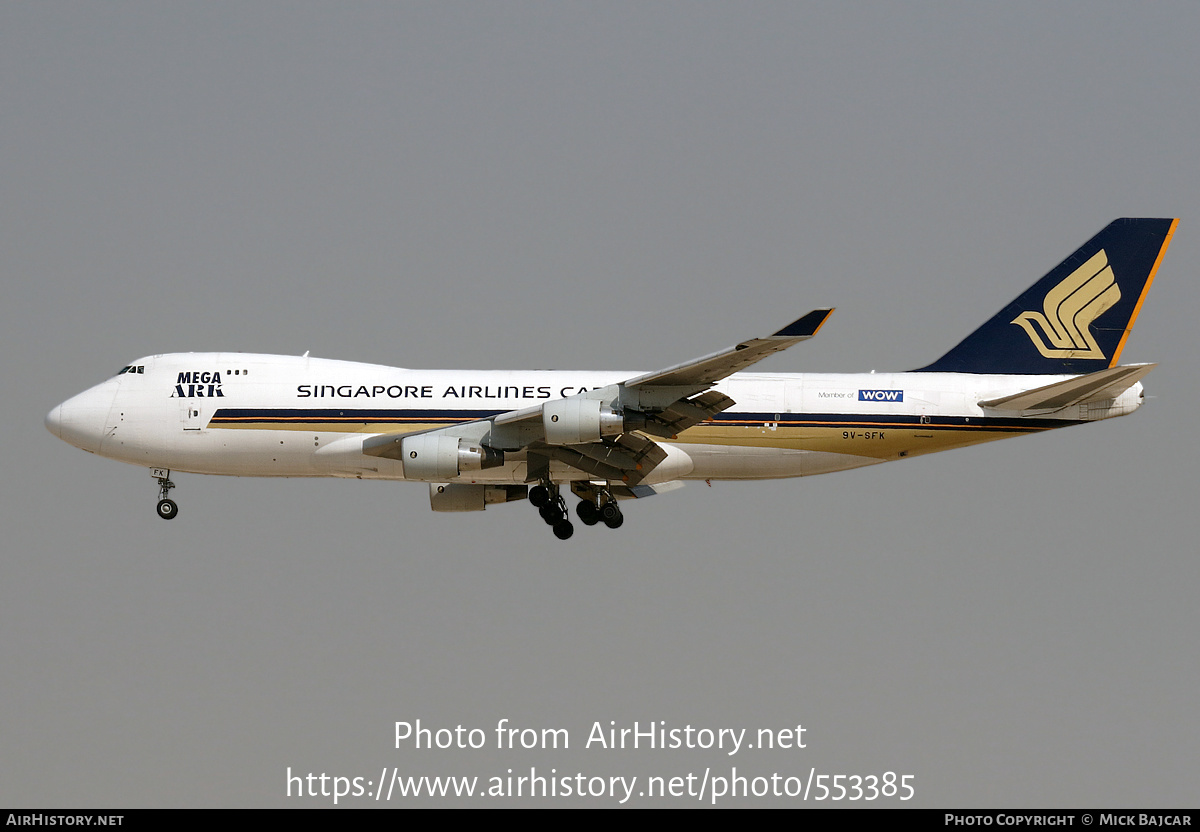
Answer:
xmin=915 ymin=218 xmax=1177 ymax=374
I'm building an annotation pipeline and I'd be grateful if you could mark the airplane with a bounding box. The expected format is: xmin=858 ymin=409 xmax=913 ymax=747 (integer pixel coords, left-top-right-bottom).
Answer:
xmin=45 ymin=218 xmax=1177 ymax=540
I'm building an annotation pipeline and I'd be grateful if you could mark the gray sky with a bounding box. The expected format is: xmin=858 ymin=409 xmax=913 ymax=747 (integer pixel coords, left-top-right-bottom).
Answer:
xmin=3 ymin=2 xmax=1197 ymax=807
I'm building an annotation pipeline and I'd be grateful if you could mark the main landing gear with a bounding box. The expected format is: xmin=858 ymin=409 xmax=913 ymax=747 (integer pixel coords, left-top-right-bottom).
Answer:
xmin=529 ymin=482 xmax=625 ymax=540
xmin=528 ymin=483 xmax=573 ymax=540
xmin=575 ymin=494 xmax=623 ymax=529
xmin=154 ymin=471 xmax=178 ymax=520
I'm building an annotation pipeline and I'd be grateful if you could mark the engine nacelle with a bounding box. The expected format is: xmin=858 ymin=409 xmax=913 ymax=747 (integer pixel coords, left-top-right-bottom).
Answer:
xmin=543 ymin=398 xmax=633 ymax=445
xmin=401 ymin=434 xmax=504 ymax=480
xmin=429 ymin=483 xmax=528 ymax=512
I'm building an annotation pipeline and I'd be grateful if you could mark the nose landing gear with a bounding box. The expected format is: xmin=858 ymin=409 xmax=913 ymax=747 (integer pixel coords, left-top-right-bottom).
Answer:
xmin=153 ymin=470 xmax=178 ymax=520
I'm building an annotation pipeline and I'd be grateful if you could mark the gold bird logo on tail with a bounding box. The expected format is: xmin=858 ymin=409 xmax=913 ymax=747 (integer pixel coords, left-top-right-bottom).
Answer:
xmin=1011 ymin=249 xmax=1120 ymax=359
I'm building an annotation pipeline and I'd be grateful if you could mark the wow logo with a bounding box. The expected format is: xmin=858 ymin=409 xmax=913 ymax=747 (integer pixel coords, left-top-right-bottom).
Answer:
xmin=858 ymin=389 xmax=903 ymax=402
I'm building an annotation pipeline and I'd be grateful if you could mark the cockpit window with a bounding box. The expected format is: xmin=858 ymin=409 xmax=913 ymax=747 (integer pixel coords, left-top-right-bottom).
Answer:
xmin=115 ymin=366 xmax=132 ymax=376
xmin=113 ymin=365 xmax=145 ymax=377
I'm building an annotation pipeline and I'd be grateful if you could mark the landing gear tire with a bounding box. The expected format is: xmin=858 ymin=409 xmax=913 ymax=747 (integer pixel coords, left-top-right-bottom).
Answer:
xmin=156 ymin=498 xmax=178 ymax=520
xmin=528 ymin=485 xmax=550 ymax=508
xmin=576 ymin=500 xmax=600 ymax=526
xmin=539 ymin=502 xmax=563 ymax=524
xmin=600 ymin=501 xmax=623 ymax=528
xmin=553 ymin=519 xmax=575 ymax=540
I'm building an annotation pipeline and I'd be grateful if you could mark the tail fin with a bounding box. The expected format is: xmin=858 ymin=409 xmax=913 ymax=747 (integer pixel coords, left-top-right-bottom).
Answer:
xmin=915 ymin=218 xmax=1178 ymax=374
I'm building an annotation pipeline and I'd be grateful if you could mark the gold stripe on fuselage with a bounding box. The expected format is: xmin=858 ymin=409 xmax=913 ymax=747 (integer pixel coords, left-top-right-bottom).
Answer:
xmin=675 ymin=423 xmax=1039 ymax=460
xmin=207 ymin=418 xmax=1042 ymax=462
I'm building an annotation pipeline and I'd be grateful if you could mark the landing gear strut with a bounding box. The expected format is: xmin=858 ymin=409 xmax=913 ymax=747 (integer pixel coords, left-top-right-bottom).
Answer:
xmin=155 ymin=472 xmax=178 ymax=520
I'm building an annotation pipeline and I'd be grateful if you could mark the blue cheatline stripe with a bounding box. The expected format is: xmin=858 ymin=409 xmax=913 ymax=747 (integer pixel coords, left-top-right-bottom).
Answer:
xmin=210 ymin=407 xmax=1065 ymax=434
xmin=716 ymin=412 xmax=1068 ymax=432
xmin=211 ymin=408 xmax=499 ymax=421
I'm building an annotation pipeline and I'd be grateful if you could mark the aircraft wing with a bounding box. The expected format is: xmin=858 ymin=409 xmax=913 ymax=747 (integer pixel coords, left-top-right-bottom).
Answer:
xmin=623 ymin=308 xmax=834 ymax=388
xmin=363 ymin=309 xmax=833 ymax=485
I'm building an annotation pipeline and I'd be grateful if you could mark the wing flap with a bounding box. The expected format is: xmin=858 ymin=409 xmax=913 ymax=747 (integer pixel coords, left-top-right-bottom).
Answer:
xmin=640 ymin=390 xmax=735 ymax=438
xmin=534 ymin=433 xmax=669 ymax=485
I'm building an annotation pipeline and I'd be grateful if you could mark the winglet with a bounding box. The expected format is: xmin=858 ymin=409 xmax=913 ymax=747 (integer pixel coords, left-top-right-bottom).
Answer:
xmin=772 ymin=308 xmax=834 ymax=338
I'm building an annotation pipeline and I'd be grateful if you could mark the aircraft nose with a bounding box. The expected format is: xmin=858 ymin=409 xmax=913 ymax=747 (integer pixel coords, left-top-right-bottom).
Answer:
xmin=45 ymin=404 xmax=63 ymax=438
xmin=47 ymin=384 xmax=117 ymax=453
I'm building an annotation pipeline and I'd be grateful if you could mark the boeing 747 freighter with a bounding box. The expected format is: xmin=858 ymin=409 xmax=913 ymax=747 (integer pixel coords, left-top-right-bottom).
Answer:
xmin=45 ymin=218 xmax=1177 ymax=539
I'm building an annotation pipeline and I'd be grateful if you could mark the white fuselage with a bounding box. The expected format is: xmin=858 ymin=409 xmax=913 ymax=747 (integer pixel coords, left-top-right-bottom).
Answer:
xmin=45 ymin=352 xmax=1143 ymax=485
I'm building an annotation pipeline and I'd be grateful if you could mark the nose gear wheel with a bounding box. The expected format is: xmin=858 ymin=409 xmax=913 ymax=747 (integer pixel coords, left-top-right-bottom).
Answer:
xmin=154 ymin=473 xmax=178 ymax=520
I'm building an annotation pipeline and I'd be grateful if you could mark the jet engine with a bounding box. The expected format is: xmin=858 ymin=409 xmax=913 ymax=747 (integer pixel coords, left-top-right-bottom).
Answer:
xmin=401 ymin=434 xmax=504 ymax=480
xmin=542 ymin=398 xmax=643 ymax=445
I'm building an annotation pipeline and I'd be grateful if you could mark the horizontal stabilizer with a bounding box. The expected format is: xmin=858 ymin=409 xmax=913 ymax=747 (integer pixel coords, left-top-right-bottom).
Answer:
xmin=979 ymin=364 xmax=1155 ymax=413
